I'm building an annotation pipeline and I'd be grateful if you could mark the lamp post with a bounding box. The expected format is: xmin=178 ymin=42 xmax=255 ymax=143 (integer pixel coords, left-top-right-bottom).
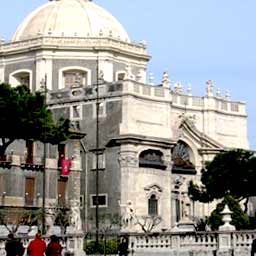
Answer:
xmin=40 ymin=73 xmax=47 ymax=234
xmin=95 ymin=54 xmax=100 ymax=249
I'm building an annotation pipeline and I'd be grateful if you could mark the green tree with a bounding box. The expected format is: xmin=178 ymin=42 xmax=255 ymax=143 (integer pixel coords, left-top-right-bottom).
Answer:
xmin=207 ymin=195 xmax=249 ymax=230
xmin=188 ymin=149 xmax=256 ymax=212
xmin=0 ymin=83 xmax=70 ymax=156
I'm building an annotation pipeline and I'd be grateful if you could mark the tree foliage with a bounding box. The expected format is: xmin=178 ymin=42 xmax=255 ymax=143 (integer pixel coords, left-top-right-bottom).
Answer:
xmin=0 ymin=83 xmax=70 ymax=155
xmin=207 ymin=195 xmax=249 ymax=231
xmin=188 ymin=149 xmax=256 ymax=211
xmin=0 ymin=208 xmax=43 ymax=233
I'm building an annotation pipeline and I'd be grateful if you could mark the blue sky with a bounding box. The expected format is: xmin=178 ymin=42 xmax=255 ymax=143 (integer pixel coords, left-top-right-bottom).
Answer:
xmin=1 ymin=0 xmax=255 ymax=149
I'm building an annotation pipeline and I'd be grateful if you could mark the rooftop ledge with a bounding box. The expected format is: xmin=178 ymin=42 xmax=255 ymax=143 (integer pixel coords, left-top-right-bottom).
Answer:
xmin=0 ymin=36 xmax=149 ymax=58
xmin=48 ymin=80 xmax=247 ymax=116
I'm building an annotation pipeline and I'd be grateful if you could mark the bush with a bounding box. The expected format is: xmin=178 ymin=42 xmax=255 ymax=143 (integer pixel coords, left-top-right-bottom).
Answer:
xmin=85 ymin=239 xmax=118 ymax=255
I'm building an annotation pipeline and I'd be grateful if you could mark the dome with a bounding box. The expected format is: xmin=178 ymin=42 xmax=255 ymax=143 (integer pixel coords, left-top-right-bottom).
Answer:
xmin=12 ymin=0 xmax=130 ymax=42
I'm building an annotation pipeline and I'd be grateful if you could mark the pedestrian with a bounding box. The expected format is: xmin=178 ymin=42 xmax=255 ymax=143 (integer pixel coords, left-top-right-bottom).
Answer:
xmin=251 ymin=238 xmax=256 ymax=256
xmin=46 ymin=235 xmax=62 ymax=256
xmin=5 ymin=233 xmax=25 ymax=256
xmin=118 ymin=237 xmax=129 ymax=256
xmin=27 ymin=232 xmax=46 ymax=256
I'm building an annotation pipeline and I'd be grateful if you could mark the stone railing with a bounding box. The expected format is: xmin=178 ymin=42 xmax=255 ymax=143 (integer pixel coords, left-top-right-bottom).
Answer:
xmin=49 ymin=80 xmax=245 ymax=115
xmin=0 ymin=233 xmax=84 ymax=256
xmin=0 ymin=36 xmax=148 ymax=57
xmin=128 ymin=230 xmax=256 ymax=256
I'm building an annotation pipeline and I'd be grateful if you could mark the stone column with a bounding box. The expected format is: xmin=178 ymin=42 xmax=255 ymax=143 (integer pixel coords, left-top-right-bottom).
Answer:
xmin=66 ymin=138 xmax=85 ymax=255
xmin=217 ymin=205 xmax=235 ymax=256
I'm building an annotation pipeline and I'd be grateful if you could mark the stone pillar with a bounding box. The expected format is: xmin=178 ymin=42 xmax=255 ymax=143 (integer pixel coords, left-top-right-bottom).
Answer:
xmin=66 ymin=138 xmax=85 ymax=255
xmin=217 ymin=205 xmax=235 ymax=256
xmin=68 ymin=139 xmax=82 ymax=201
xmin=66 ymin=234 xmax=85 ymax=256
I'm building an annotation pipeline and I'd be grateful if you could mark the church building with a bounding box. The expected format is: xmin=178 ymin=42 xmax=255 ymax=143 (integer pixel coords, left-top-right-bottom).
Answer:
xmin=0 ymin=0 xmax=249 ymax=232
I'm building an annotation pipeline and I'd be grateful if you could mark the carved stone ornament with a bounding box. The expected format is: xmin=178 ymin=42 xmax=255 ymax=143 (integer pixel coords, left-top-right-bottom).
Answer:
xmin=118 ymin=152 xmax=138 ymax=167
xmin=144 ymin=184 xmax=163 ymax=199
xmin=69 ymin=199 xmax=82 ymax=232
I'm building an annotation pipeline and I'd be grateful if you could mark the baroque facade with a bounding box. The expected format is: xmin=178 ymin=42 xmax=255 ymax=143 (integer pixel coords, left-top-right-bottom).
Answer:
xmin=0 ymin=0 xmax=249 ymax=232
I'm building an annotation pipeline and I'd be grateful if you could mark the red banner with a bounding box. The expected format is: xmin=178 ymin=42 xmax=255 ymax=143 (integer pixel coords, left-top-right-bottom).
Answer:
xmin=61 ymin=159 xmax=71 ymax=177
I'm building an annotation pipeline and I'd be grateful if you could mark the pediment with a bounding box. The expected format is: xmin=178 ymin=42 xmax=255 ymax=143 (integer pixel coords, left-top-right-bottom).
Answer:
xmin=144 ymin=184 xmax=163 ymax=193
xmin=178 ymin=118 xmax=224 ymax=150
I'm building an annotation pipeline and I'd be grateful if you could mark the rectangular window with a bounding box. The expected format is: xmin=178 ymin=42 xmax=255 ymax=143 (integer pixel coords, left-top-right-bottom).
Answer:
xmin=71 ymin=105 xmax=82 ymax=120
xmin=58 ymin=180 xmax=66 ymax=205
xmin=26 ymin=140 xmax=34 ymax=164
xmin=117 ymin=72 xmax=125 ymax=81
xmin=93 ymin=102 xmax=105 ymax=118
xmin=90 ymin=194 xmax=108 ymax=208
xmin=58 ymin=144 xmax=66 ymax=167
xmin=80 ymin=195 xmax=84 ymax=209
xmin=25 ymin=177 xmax=35 ymax=206
xmin=148 ymin=195 xmax=158 ymax=216
xmin=176 ymin=199 xmax=180 ymax=222
xmin=92 ymin=152 xmax=105 ymax=170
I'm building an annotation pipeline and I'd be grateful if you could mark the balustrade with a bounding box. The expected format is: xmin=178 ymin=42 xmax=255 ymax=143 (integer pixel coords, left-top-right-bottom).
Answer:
xmin=129 ymin=231 xmax=256 ymax=255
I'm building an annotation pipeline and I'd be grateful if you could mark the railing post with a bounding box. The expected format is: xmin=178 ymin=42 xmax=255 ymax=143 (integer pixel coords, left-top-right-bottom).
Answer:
xmin=171 ymin=233 xmax=181 ymax=252
xmin=217 ymin=205 xmax=235 ymax=256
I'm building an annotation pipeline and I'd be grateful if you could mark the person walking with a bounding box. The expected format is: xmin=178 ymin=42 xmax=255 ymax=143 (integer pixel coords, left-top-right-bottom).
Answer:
xmin=46 ymin=235 xmax=62 ymax=256
xmin=118 ymin=237 xmax=129 ymax=256
xmin=5 ymin=233 xmax=24 ymax=256
xmin=27 ymin=232 xmax=46 ymax=256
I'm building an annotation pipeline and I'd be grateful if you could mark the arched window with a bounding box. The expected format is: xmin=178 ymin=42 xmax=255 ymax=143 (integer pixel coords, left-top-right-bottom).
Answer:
xmin=59 ymin=67 xmax=91 ymax=89
xmin=148 ymin=194 xmax=158 ymax=216
xmin=139 ymin=149 xmax=166 ymax=170
xmin=9 ymin=69 xmax=32 ymax=89
xmin=172 ymin=141 xmax=196 ymax=174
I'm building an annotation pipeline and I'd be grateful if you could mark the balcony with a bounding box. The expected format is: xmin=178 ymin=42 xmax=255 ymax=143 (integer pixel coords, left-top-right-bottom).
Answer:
xmin=20 ymin=155 xmax=44 ymax=171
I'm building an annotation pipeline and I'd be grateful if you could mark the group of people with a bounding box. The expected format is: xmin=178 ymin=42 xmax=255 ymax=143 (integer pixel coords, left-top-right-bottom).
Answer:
xmin=5 ymin=232 xmax=62 ymax=256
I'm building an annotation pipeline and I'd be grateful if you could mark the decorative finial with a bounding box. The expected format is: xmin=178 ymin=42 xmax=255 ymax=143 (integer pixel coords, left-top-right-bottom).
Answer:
xmin=187 ymin=83 xmax=192 ymax=96
xmin=174 ymin=82 xmax=182 ymax=94
xmin=148 ymin=73 xmax=155 ymax=85
xmin=219 ymin=205 xmax=235 ymax=231
xmin=206 ymin=80 xmax=214 ymax=97
xmin=162 ymin=71 xmax=170 ymax=89
xmin=216 ymin=88 xmax=221 ymax=97
xmin=225 ymin=90 xmax=230 ymax=100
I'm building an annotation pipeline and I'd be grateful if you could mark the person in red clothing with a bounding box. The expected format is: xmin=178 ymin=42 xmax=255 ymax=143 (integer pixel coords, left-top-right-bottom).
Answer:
xmin=27 ymin=232 xmax=46 ymax=256
xmin=46 ymin=235 xmax=62 ymax=256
